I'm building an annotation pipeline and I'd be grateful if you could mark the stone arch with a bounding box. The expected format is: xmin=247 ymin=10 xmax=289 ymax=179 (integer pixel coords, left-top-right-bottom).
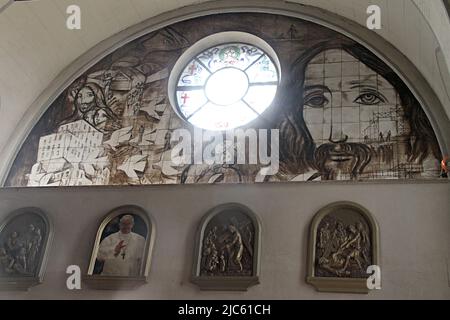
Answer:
xmin=2 ymin=3 xmax=448 ymax=186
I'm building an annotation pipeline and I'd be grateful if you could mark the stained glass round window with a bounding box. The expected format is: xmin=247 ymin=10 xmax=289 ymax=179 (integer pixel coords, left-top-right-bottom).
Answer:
xmin=172 ymin=41 xmax=280 ymax=131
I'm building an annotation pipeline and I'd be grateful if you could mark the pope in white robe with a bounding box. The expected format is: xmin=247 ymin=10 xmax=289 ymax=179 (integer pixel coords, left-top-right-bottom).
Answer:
xmin=96 ymin=215 xmax=146 ymax=276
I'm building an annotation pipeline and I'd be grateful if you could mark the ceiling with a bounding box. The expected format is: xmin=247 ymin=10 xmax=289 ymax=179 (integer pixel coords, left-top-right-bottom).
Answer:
xmin=0 ymin=0 xmax=449 ymax=164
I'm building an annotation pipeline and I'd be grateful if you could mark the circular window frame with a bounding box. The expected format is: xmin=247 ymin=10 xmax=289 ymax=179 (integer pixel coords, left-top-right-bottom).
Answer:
xmin=168 ymin=31 xmax=281 ymax=131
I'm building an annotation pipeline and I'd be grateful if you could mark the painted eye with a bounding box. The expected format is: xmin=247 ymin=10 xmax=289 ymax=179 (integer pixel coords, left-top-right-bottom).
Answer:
xmin=354 ymin=93 xmax=385 ymax=105
xmin=304 ymin=94 xmax=329 ymax=108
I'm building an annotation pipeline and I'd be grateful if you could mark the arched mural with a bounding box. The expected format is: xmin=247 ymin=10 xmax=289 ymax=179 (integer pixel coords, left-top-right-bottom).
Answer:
xmin=5 ymin=13 xmax=443 ymax=187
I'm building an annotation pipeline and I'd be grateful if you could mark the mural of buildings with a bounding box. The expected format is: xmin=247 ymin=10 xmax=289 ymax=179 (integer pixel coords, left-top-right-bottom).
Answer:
xmin=28 ymin=120 xmax=108 ymax=186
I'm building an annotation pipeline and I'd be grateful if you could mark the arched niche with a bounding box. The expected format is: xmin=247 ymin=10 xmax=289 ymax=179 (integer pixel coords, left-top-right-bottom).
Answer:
xmin=306 ymin=201 xmax=380 ymax=294
xmin=84 ymin=205 xmax=156 ymax=290
xmin=2 ymin=9 xmax=447 ymax=187
xmin=192 ymin=203 xmax=262 ymax=291
xmin=0 ymin=207 xmax=53 ymax=291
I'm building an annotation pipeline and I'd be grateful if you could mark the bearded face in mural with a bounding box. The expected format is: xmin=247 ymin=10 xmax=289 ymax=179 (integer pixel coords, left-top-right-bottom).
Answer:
xmin=278 ymin=41 xmax=441 ymax=181
xmin=303 ymin=48 xmax=406 ymax=180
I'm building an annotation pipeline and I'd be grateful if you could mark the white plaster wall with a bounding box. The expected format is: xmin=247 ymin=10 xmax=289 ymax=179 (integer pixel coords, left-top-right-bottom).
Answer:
xmin=0 ymin=182 xmax=448 ymax=299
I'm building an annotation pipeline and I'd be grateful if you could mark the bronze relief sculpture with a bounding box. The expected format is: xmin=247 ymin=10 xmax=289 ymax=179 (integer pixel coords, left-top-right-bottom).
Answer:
xmin=192 ymin=203 xmax=261 ymax=291
xmin=0 ymin=208 xmax=53 ymax=290
xmin=316 ymin=218 xmax=371 ymax=278
xmin=307 ymin=202 xmax=379 ymax=293
xmin=201 ymin=219 xmax=254 ymax=277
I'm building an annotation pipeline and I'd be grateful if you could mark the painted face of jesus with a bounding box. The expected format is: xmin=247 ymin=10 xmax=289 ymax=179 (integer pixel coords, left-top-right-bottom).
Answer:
xmin=302 ymin=48 xmax=411 ymax=180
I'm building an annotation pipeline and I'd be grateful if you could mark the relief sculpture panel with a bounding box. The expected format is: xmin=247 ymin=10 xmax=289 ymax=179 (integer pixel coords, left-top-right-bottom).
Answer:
xmin=192 ymin=203 xmax=261 ymax=291
xmin=200 ymin=215 xmax=254 ymax=277
xmin=315 ymin=214 xmax=372 ymax=278
xmin=0 ymin=208 xmax=52 ymax=290
xmin=307 ymin=202 xmax=379 ymax=294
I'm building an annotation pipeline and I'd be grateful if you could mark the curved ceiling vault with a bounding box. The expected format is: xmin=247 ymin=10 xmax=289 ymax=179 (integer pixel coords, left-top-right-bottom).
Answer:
xmin=0 ymin=0 xmax=449 ymax=184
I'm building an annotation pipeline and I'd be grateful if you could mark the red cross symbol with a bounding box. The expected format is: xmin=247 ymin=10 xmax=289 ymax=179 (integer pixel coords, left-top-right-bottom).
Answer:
xmin=188 ymin=63 xmax=197 ymax=75
xmin=181 ymin=93 xmax=190 ymax=104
